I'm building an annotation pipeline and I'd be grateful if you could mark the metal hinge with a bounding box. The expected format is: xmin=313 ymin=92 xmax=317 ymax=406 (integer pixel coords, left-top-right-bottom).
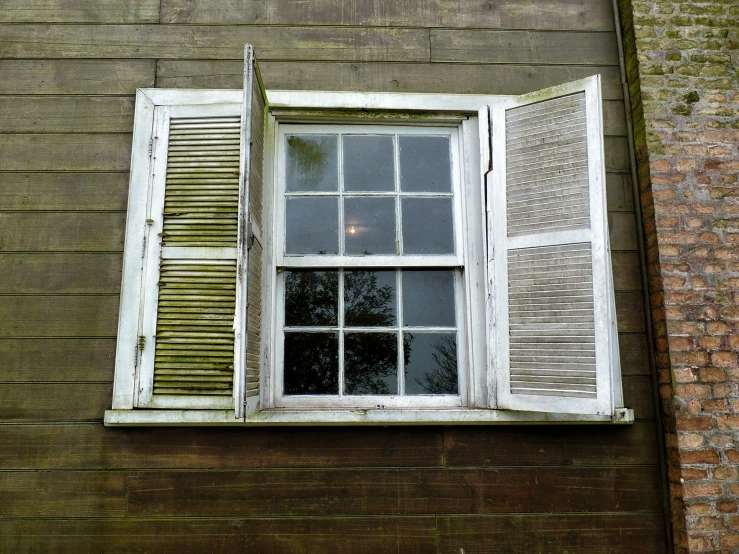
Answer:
xmin=246 ymin=220 xmax=255 ymax=250
xmin=141 ymin=235 xmax=146 ymax=258
xmin=148 ymin=138 xmax=153 ymax=156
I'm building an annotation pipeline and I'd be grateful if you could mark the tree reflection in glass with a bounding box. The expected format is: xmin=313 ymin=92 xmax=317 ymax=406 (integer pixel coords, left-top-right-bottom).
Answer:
xmin=284 ymin=270 xmax=338 ymax=326
xmin=404 ymin=332 xmax=458 ymax=394
xmin=284 ymin=332 xmax=338 ymax=394
xmin=345 ymin=333 xmax=397 ymax=394
xmin=344 ymin=270 xmax=396 ymax=327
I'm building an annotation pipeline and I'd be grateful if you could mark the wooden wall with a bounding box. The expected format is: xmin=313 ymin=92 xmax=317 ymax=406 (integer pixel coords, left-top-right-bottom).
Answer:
xmin=0 ymin=0 xmax=668 ymax=551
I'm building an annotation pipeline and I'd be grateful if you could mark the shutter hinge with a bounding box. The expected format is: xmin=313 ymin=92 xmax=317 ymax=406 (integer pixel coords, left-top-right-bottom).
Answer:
xmin=138 ymin=335 xmax=146 ymax=351
xmin=148 ymin=138 xmax=153 ymax=157
xmin=246 ymin=220 xmax=255 ymax=250
xmin=141 ymin=235 xmax=146 ymax=258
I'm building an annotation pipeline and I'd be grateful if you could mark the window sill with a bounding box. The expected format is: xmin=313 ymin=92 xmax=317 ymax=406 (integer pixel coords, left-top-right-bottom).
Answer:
xmin=104 ymin=407 xmax=633 ymax=427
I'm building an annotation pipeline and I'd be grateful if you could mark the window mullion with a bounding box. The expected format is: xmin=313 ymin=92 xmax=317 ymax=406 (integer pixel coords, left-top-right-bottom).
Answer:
xmin=397 ymin=268 xmax=405 ymax=396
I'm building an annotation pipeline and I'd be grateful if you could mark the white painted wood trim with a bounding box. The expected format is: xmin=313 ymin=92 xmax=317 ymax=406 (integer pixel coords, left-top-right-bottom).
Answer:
xmin=105 ymin=407 xmax=634 ymax=426
xmin=267 ymin=91 xmax=506 ymax=112
xmin=112 ymin=90 xmax=155 ymax=410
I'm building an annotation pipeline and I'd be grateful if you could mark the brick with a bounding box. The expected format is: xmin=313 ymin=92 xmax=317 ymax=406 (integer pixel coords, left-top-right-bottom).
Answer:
xmin=682 ymin=468 xmax=709 ymax=481
xmin=713 ymin=466 xmax=739 ymax=480
xmin=691 ymin=515 xmax=727 ymax=531
xmin=677 ymin=416 xmax=714 ymax=431
xmin=682 ymin=450 xmax=721 ymax=464
xmin=678 ymin=433 xmax=706 ymax=448
xmin=712 ymin=352 xmax=738 ymax=367
xmin=717 ymin=416 xmax=739 ymax=429
xmin=717 ymin=501 xmax=739 ymax=513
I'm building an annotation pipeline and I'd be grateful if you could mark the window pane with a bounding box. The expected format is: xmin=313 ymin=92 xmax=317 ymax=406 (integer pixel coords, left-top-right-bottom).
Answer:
xmin=345 ymin=270 xmax=396 ymax=327
xmin=402 ymin=198 xmax=454 ymax=254
xmin=402 ymin=270 xmax=455 ymax=327
xmin=344 ymin=197 xmax=396 ymax=255
xmin=344 ymin=333 xmax=398 ymax=395
xmin=286 ymin=135 xmax=338 ymax=192
xmin=285 ymin=270 xmax=338 ymax=326
xmin=399 ymin=136 xmax=451 ymax=193
xmin=284 ymin=332 xmax=339 ymax=395
xmin=343 ymin=135 xmax=395 ymax=192
xmin=286 ymin=196 xmax=338 ymax=254
xmin=404 ymin=332 xmax=458 ymax=395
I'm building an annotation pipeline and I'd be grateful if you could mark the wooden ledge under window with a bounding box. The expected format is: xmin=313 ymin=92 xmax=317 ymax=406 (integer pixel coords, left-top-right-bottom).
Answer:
xmin=104 ymin=408 xmax=634 ymax=427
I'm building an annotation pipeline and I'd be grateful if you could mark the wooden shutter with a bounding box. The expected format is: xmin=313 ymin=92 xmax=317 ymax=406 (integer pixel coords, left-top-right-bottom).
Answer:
xmin=487 ymin=75 xmax=621 ymax=416
xmin=114 ymin=46 xmax=266 ymax=416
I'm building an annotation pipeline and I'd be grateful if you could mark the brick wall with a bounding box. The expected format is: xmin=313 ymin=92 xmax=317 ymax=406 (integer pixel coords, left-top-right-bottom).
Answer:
xmin=619 ymin=1 xmax=739 ymax=552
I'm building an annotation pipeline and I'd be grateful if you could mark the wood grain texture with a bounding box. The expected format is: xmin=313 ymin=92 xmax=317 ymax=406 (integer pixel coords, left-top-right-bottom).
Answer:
xmin=0 ymin=25 xmax=430 ymax=62
xmin=0 ymin=133 xmax=132 ymax=171
xmin=616 ymin=291 xmax=647 ymax=333
xmin=619 ymin=333 xmax=651 ymax=376
xmin=607 ymin=172 xmax=635 ymax=211
xmin=0 ymin=253 xmax=122 ymax=294
xmin=0 ymin=172 xmax=129 ymax=211
xmin=609 ymin=212 xmax=639 ymax=251
xmin=0 ymin=213 xmax=125 ymax=252
xmin=430 ymin=30 xmax=618 ymax=65
xmin=0 ymin=96 xmax=135 ymax=133
xmin=0 ymin=517 xmax=437 ymax=554
xmin=0 ymin=0 xmax=159 ymax=23
xmin=0 ymin=383 xmax=112 ymax=422
xmin=623 ymin=375 xmax=654 ymax=420
xmin=127 ymin=466 xmax=662 ymax=516
xmin=436 ymin=513 xmax=667 ymax=554
xmin=0 ymin=295 xmax=119 ymax=337
xmin=612 ymin=252 xmax=641 ymax=290
xmin=0 ymin=339 xmax=115 ymax=382
xmin=160 ymin=0 xmax=615 ymax=31
xmin=157 ymin=61 xmax=625 ymax=99
xmin=443 ymin=421 xmax=660 ymax=467
xmin=0 ymin=60 xmax=155 ymax=94
xmin=0 ymin=470 xmax=126 ymax=517
xmin=0 ymin=425 xmax=443 ymax=469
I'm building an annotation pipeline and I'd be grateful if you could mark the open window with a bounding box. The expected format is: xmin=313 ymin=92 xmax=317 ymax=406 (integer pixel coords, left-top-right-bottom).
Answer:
xmin=106 ymin=46 xmax=630 ymax=426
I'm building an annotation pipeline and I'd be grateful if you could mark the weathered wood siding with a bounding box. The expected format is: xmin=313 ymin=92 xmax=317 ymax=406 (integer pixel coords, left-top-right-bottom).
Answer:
xmin=0 ymin=1 xmax=667 ymax=552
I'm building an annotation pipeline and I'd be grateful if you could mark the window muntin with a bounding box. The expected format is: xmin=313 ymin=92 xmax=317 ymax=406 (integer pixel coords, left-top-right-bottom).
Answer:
xmin=274 ymin=123 xmax=467 ymax=409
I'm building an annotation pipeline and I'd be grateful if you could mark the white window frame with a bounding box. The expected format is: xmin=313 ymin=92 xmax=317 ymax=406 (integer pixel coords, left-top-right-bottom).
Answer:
xmin=105 ymin=89 xmax=633 ymax=426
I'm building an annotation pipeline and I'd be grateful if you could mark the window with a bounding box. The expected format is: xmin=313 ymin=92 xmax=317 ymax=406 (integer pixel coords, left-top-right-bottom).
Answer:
xmin=106 ymin=45 xmax=631 ymax=426
xmin=273 ymin=125 xmax=466 ymax=409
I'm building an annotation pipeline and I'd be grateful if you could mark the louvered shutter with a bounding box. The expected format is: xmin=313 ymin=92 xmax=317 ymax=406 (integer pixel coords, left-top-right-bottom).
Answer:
xmin=487 ymin=75 xmax=621 ymax=416
xmin=113 ymin=46 xmax=267 ymax=416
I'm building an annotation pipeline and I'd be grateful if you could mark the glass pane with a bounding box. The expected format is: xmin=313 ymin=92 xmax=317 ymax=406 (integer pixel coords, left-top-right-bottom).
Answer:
xmin=399 ymin=136 xmax=451 ymax=193
xmin=286 ymin=135 xmax=338 ymax=192
xmin=404 ymin=332 xmax=458 ymax=395
xmin=344 ymin=333 xmax=398 ymax=395
xmin=343 ymin=135 xmax=395 ymax=192
xmin=345 ymin=270 xmax=396 ymax=327
xmin=286 ymin=196 xmax=338 ymax=255
xmin=285 ymin=270 xmax=338 ymax=326
xmin=402 ymin=270 xmax=455 ymax=327
xmin=344 ymin=197 xmax=396 ymax=255
xmin=402 ymin=197 xmax=454 ymax=254
xmin=284 ymin=332 xmax=339 ymax=395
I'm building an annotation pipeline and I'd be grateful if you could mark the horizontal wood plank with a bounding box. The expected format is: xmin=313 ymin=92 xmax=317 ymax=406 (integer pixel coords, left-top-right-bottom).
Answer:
xmin=619 ymin=333 xmax=651 ymax=376
xmin=616 ymin=291 xmax=646 ymax=333
xmin=0 ymin=0 xmax=159 ymax=23
xmin=0 ymin=172 xmax=129 ymax=211
xmin=0 ymin=213 xmax=125 ymax=252
xmin=612 ymin=251 xmax=641 ymax=291
xmin=0 ymin=295 xmax=119 ymax=337
xmin=443 ymin=421 xmax=659 ymax=467
xmin=0 ymin=253 xmax=122 ymax=294
xmin=0 ymin=339 xmax=115 ymax=382
xmin=0 ymin=25 xmax=429 ymax=62
xmin=0 ymin=383 xmax=112 ymax=422
xmin=0 ymin=517 xmax=437 ymax=554
xmin=0 ymin=133 xmax=131 ymax=171
xmin=157 ymin=61 xmax=625 ymax=99
xmin=431 ymin=30 xmax=618 ymax=65
xmin=609 ymin=212 xmax=639 ymax=251
xmin=0 ymin=60 xmax=155 ymax=94
xmin=437 ymin=513 xmax=667 ymax=554
xmin=0 ymin=424 xmax=443 ymax=469
xmin=607 ymin=172 xmax=634 ymax=212
xmin=127 ymin=466 xmax=662 ymax=516
xmin=0 ymin=470 xmax=126 ymax=517
xmin=161 ymin=0 xmax=615 ymax=31
xmin=0 ymin=96 xmax=134 ymax=133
